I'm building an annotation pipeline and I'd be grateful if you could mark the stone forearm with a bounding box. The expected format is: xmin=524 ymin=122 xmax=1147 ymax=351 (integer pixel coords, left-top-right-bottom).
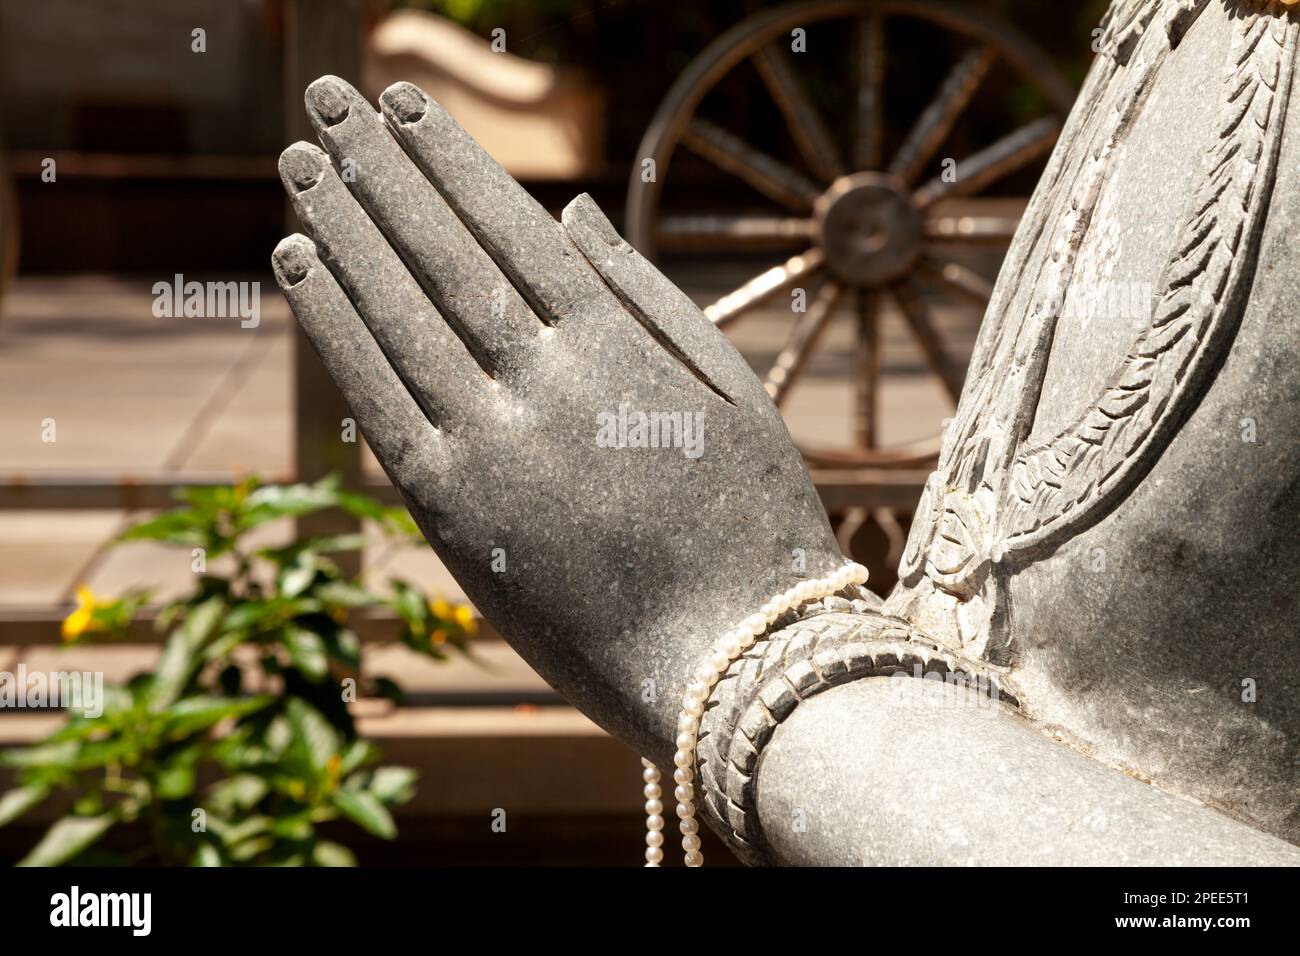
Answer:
xmin=754 ymin=677 xmax=1300 ymax=866
xmin=695 ymin=609 xmax=1300 ymax=866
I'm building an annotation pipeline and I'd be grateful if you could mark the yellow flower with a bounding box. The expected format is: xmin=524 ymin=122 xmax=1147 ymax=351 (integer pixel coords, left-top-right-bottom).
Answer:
xmin=429 ymin=598 xmax=453 ymax=620
xmin=61 ymin=586 xmax=105 ymax=642
xmin=453 ymin=604 xmax=478 ymax=636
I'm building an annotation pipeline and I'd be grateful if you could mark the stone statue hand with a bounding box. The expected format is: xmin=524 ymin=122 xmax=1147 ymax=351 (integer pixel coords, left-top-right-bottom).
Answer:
xmin=271 ymin=77 xmax=845 ymax=761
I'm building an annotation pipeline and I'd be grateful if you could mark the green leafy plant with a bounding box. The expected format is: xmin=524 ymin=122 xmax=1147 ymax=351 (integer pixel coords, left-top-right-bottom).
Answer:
xmin=0 ymin=476 xmax=474 ymax=866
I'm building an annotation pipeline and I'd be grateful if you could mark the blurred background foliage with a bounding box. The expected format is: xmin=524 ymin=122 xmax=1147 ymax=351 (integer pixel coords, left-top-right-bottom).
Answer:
xmin=0 ymin=477 xmax=474 ymax=866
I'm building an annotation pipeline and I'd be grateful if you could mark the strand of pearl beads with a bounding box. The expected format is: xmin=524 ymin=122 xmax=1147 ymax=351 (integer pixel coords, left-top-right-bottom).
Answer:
xmin=642 ymin=562 xmax=870 ymax=866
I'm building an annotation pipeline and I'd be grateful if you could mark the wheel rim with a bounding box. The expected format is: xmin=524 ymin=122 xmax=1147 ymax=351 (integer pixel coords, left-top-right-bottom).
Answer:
xmin=626 ymin=0 xmax=1075 ymax=470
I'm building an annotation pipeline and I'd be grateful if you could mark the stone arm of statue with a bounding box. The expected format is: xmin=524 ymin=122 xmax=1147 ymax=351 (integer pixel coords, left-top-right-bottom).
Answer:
xmin=271 ymin=77 xmax=1300 ymax=866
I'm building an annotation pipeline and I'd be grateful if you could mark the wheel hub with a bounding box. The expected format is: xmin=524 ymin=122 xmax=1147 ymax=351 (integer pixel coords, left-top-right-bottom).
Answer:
xmin=814 ymin=172 xmax=922 ymax=287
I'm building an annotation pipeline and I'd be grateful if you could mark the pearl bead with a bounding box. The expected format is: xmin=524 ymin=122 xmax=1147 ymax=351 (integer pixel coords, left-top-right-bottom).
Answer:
xmin=642 ymin=560 xmax=866 ymax=867
xmin=694 ymin=663 xmax=719 ymax=685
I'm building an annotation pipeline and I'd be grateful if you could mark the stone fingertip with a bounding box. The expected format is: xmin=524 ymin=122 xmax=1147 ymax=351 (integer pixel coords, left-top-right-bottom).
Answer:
xmin=278 ymin=141 xmax=328 ymax=193
xmin=562 ymin=193 xmax=626 ymax=251
xmin=380 ymin=81 xmax=429 ymax=124
xmin=272 ymin=235 xmax=316 ymax=288
xmin=305 ymin=75 xmax=353 ymax=127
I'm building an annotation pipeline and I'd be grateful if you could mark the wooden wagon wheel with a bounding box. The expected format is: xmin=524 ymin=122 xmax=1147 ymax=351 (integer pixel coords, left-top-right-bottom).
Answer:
xmin=625 ymin=0 xmax=1074 ymax=581
xmin=627 ymin=0 xmax=1074 ymax=463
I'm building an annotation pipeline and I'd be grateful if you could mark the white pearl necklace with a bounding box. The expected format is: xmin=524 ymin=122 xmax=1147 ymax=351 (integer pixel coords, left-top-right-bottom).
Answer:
xmin=641 ymin=562 xmax=870 ymax=866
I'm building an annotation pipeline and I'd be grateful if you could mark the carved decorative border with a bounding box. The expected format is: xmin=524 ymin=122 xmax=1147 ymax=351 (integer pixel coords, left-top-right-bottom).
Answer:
xmin=1000 ymin=10 xmax=1298 ymax=554
xmin=696 ymin=610 xmax=1018 ymax=865
xmin=894 ymin=3 xmax=1299 ymax=653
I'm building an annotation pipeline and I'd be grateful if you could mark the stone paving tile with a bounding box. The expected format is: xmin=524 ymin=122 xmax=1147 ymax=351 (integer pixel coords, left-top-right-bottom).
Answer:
xmin=179 ymin=332 xmax=293 ymax=477
xmin=0 ymin=510 xmax=123 ymax=605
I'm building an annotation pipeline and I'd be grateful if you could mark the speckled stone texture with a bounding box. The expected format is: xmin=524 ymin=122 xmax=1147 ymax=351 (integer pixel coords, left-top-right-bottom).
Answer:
xmin=274 ymin=0 xmax=1300 ymax=866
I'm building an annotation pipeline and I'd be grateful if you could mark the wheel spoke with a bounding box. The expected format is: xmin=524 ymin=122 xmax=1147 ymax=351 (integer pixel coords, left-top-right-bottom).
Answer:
xmin=923 ymin=257 xmax=995 ymax=307
xmin=924 ymin=213 xmax=1022 ymax=244
xmin=889 ymin=46 xmax=998 ymax=186
xmin=891 ymin=279 xmax=965 ymax=402
xmin=682 ymin=117 xmax=822 ymax=211
xmin=913 ymin=116 xmax=1061 ymax=208
xmin=764 ymin=280 xmax=844 ymax=406
xmin=853 ymin=289 xmax=880 ymax=449
xmin=656 ymin=214 xmax=815 ymax=251
xmin=855 ymin=12 xmax=886 ymax=171
xmin=752 ymin=44 xmax=845 ymax=184
xmin=835 ymin=506 xmax=870 ymax=557
xmin=704 ymin=248 xmax=825 ymax=328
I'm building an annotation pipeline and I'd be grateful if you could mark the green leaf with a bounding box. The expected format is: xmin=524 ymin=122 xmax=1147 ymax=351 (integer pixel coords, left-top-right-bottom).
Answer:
xmin=151 ymin=596 xmax=225 ymax=708
xmin=321 ymin=627 xmax=361 ymax=668
xmin=279 ymin=563 xmax=317 ymax=599
xmin=337 ymin=740 xmax=377 ymax=777
xmin=314 ymin=580 xmax=377 ymax=608
xmin=333 ymin=489 xmax=386 ymax=522
xmin=259 ymin=534 xmax=365 ymax=565
xmin=117 ymin=510 xmax=211 ymax=548
xmin=331 ymin=789 xmax=396 ymax=839
xmin=156 ymin=764 xmax=196 ymax=800
xmin=192 ymin=843 xmax=223 ymax=867
xmin=271 ymin=810 xmax=314 ymax=840
xmin=70 ymin=735 xmax=140 ymax=771
xmin=285 ymin=699 xmax=338 ymax=776
xmin=367 ymin=766 xmax=417 ymax=805
xmin=241 ymin=478 xmax=341 ymax=529
xmin=284 ymin=627 xmax=329 ymax=681
xmin=17 ymin=812 xmax=117 ymax=866
xmin=312 ymin=840 xmax=357 ymax=867
xmin=228 ymin=835 xmax=275 ymax=862
xmin=0 ymin=739 xmax=79 ymax=770
xmin=211 ymin=814 xmax=271 ymax=846
xmin=0 ymin=784 xmax=50 ymax=827
xmin=162 ymin=695 xmax=272 ymax=737
xmin=207 ymin=774 xmax=269 ymax=814
xmin=337 ymin=491 xmax=419 ymax=539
